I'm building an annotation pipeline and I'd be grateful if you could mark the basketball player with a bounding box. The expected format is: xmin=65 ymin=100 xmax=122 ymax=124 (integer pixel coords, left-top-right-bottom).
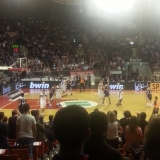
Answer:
xmin=103 ymin=84 xmax=111 ymax=105
xmin=39 ymin=89 xmax=48 ymax=116
xmin=146 ymin=87 xmax=152 ymax=107
xmin=61 ymin=78 xmax=67 ymax=97
xmin=66 ymin=80 xmax=73 ymax=96
xmin=48 ymin=89 xmax=53 ymax=108
xmin=98 ymin=80 xmax=104 ymax=105
xmin=55 ymin=83 xmax=62 ymax=106
xmin=116 ymin=87 xmax=123 ymax=107
xmin=51 ymin=85 xmax=56 ymax=98
xmin=18 ymin=92 xmax=26 ymax=114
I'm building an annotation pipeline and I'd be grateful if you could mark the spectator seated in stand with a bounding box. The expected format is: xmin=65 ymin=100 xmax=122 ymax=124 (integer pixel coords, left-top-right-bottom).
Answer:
xmin=125 ymin=116 xmax=143 ymax=156
xmin=52 ymin=105 xmax=90 ymax=160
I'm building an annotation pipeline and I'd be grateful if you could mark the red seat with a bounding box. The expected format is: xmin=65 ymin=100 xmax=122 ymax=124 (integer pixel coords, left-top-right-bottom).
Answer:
xmin=0 ymin=154 xmax=21 ymax=160
xmin=44 ymin=141 xmax=49 ymax=153
xmin=7 ymin=139 xmax=16 ymax=146
xmin=33 ymin=146 xmax=38 ymax=160
xmin=10 ymin=149 xmax=30 ymax=160
xmin=36 ymin=143 xmax=44 ymax=157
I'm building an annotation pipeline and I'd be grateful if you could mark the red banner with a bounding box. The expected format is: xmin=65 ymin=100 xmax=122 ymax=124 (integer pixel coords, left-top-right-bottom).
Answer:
xmin=70 ymin=70 xmax=94 ymax=76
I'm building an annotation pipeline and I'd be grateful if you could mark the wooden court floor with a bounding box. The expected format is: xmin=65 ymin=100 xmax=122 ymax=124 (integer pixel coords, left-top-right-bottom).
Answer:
xmin=0 ymin=89 xmax=158 ymax=121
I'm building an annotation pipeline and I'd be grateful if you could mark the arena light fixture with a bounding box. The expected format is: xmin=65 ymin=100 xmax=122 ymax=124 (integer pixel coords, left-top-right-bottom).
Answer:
xmin=93 ymin=0 xmax=137 ymax=13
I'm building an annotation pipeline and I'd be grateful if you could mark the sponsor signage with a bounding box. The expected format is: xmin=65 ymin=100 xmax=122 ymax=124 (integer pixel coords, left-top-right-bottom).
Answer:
xmin=15 ymin=82 xmax=26 ymax=90
xmin=130 ymin=58 xmax=141 ymax=62
xmin=134 ymin=82 xmax=148 ymax=91
xmin=30 ymin=82 xmax=50 ymax=89
xmin=20 ymin=81 xmax=61 ymax=89
xmin=18 ymin=80 xmax=151 ymax=91
xmin=70 ymin=70 xmax=94 ymax=80
xmin=110 ymin=71 xmax=122 ymax=75
xmin=109 ymin=84 xmax=124 ymax=90
xmin=150 ymin=83 xmax=160 ymax=90
xmin=1 ymin=82 xmax=16 ymax=95
xmin=2 ymin=86 xmax=11 ymax=94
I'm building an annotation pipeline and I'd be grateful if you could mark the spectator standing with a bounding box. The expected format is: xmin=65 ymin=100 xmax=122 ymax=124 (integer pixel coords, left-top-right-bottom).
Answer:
xmin=0 ymin=112 xmax=10 ymax=149
xmin=106 ymin=111 xmax=124 ymax=149
xmin=16 ymin=103 xmax=37 ymax=159
xmin=52 ymin=105 xmax=90 ymax=160
xmin=84 ymin=111 xmax=124 ymax=160
xmin=120 ymin=110 xmax=131 ymax=144
xmin=138 ymin=112 xmax=148 ymax=135
xmin=8 ymin=109 xmax=19 ymax=139
xmin=48 ymin=115 xmax=54 ymax=131
xmin=31 ymin=110 xmax=46 ymax=142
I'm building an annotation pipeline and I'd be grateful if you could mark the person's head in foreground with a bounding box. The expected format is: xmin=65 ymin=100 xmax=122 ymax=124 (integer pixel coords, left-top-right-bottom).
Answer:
xmin=89 ymin=110 xmax=108 ymax=137
xmin=53 ymin=105 xmax=90 ymax=157
xmin=0 ymin=112 xmax=4 ymax=121
xmin=142 ymin=115 xmax=160 ymax=160
xmin=23 ymin=103 xmax=30 ymax=114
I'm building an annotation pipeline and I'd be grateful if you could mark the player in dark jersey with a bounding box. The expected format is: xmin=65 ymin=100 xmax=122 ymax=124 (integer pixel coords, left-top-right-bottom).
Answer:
xmin=146 ymin=87 xmax=153 ymax=107
xmin=103 ymin=84 xmax=111 ymax=105
xmin=18 ymin=93 xmax=26 ymax=114
xmin=66 ymin=80 xmax=73 ymax=96
xmin=47 ymin=89 xmax=53 ymax=108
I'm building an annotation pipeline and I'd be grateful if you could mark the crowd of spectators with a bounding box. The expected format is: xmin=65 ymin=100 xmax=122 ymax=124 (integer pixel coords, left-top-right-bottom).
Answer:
xmin=0 ymin=103 xmax=160 ymax=160
xmin=1 ymin=16 xmax=160 ymax=82
xmin=0 ymin=17 xmax=132 ymax=78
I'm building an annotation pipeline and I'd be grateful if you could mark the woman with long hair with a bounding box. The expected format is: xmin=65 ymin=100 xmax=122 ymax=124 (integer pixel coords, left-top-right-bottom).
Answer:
xmin=140 ymin=115 xmax=160 ymax=160
xmin=106 ymin=111 xmax=124 ymax=149
xmin=125 ymin=116 xmax=143 ymax=155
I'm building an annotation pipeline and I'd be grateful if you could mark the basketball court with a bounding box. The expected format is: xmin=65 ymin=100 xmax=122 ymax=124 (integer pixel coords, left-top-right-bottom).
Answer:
xmin=0 ymin=89 xmax=158 ymax=121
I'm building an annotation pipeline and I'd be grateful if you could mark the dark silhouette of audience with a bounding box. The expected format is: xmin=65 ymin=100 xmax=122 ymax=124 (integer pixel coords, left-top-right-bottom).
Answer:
xmin=0 ymin=112 xmax=10 ymax=149
xmin=52 ymin=105 xmax=90 ymax=160
xmin=8 ymin=109 xmax=18 ymax=139
xmin=84 ymin=110 xmax=124 ymax=160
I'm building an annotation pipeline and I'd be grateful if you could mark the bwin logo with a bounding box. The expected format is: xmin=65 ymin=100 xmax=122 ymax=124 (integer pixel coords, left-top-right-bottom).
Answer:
xmin=135 ymin=83 xmax=148 ymax=91
xmin=109 ymin=85 xmax=124 ymax=90
xmin=30 ymin=82 xmax=49 ymax=89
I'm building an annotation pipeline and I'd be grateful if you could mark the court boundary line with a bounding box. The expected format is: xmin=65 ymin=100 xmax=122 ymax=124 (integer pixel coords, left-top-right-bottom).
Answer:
xmin=0 ymin=93 xmax=29 ymax=109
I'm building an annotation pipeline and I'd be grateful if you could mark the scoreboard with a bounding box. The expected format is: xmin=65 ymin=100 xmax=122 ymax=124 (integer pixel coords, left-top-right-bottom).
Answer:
xmin=12 ymin=44 xmax=19 ymax=58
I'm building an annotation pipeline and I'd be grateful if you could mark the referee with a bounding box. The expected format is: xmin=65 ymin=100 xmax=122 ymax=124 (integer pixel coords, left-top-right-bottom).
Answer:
xmin=80 ymin=76 xmax=85 ymax=92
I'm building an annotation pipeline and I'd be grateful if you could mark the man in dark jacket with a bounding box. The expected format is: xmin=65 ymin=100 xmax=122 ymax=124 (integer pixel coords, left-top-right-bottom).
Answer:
xmin=8 ymin=109 xmax=19 ymax=139
xmin=84 ymin=111 xmax=124 ymax=160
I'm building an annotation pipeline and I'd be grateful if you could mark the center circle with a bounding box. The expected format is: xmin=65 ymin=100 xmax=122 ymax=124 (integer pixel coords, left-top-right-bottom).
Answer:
xmin=60 ymin=100 xmax=98 ymax=108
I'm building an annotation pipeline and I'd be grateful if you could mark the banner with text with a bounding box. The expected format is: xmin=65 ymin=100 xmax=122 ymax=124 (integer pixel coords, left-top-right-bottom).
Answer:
xmin=70 ymin=70 xmax=94 ymax=79
xmin=150 ymin=83 xmax=160 ymax=91
xmin=19 ymin=81 xmax=149 ymax=91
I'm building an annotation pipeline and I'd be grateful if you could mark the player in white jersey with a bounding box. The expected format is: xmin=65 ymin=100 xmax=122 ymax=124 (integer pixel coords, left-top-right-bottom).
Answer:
xmin=39 ymin=89 xmax=48 ymax=116
xmin=98 ymin=80 xmax=104 ymax=104
xmin=116 ymin=87 xmax=123 ymax=107
xmin=61 ymin=78 xmax=67 ymax=97
xmin=56 ymin=83 xmax=62 ymax=106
